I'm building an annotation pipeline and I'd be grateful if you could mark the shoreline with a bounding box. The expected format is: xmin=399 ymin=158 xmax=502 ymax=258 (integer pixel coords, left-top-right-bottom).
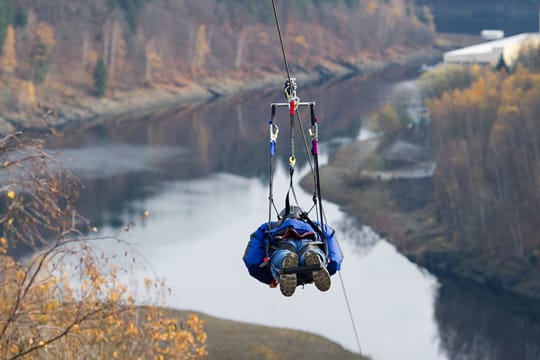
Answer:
xmin=313 ymin=135 xmax=540 ymax=302
xmin=0 ymin=46 xmax=447 ymax=137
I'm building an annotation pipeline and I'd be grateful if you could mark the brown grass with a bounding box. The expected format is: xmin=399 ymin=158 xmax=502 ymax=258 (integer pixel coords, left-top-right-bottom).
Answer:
xmin=164 ymin=309 xmax=369 ymax=360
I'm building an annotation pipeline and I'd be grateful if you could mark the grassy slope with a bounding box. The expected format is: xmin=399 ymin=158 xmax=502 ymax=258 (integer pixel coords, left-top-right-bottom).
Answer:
xmin=166 ymin=309 xmax=368 ymax=360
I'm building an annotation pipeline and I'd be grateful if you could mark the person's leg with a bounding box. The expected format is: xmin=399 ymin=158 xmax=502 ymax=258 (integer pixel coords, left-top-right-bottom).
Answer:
xmin=270 ymin=242 xmax=299 ymax=297
xmin=270 ymin=248 xmax=288 ymax=280
xmin=298 ymin=240 xmax=331 ymax=292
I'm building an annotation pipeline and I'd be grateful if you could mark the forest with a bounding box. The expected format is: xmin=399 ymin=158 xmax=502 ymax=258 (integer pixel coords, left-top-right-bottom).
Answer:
xmin=0 ymin=0 xmax=435 ymax=118
xmin=422 ymin=47 xmax=540 ymax=269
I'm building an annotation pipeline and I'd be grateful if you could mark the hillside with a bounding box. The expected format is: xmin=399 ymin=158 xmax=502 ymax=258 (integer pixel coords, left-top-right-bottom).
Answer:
xmin=313 ymin=60 xmax=540 ymax=302
xmin=0 ymin=0 xmax=437 ymax=133
xmin=167 ymin=309 xmax=368 ymax=360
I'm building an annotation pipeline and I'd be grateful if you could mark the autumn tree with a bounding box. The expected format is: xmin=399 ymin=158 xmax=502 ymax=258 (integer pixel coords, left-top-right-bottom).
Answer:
xmin=0 ymin=118 xmax=207 ymax=358
xmin=190 ymin=24 xmax=210 ymax=75
xmin=371 ymin=104 xmax=402 ymax=139
xmin=145 ymin=38 xmax=162 ymax=83
xmin=0 ymin=24 xmax=15 ymax=75
xmin=426 ymin=65 xmax=540 ymax=261
xmin=419 ymin=64 xmax=480 ymax=100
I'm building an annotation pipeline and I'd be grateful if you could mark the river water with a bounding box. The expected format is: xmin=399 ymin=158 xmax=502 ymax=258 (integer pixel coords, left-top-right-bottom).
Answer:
xmin=48 ymin=72 xmax=540 ymax=360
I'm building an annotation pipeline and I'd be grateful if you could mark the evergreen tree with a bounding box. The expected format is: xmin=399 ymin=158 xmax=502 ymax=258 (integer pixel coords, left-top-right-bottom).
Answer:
xmin=14 ymin=4 xmax=27 ymax=28
xmin=93 ymin=58 xmax=108 ymax=97
xmin=30 ymin=38 xmax=50 ymax=84
xmin=496 ymin=53 xmax=510 ymax=73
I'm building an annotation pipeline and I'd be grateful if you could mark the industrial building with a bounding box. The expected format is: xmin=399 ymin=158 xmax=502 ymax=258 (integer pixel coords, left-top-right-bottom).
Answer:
xmin=443 ymin=33 xmax=540 ymax=66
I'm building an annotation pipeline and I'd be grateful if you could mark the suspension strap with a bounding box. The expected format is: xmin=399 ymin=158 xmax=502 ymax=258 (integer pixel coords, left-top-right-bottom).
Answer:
xmin=309 ymin=103 xmax=328 ymax=256
xmin=286 ymin=79 xmax=298 ymax=172
xmin=266 ymin=104 xmax=279 ymax=260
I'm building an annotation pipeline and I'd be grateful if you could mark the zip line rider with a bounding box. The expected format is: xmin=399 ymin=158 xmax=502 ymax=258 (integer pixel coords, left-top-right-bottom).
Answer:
xmin=243 ymin=76 xmax=343 ymax=297
xmin=244 ymin=206 xmax=342 ymax=297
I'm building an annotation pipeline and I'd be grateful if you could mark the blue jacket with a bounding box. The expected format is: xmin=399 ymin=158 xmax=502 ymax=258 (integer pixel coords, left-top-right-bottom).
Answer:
xmin=243 ymin=218 xmax=343 ymax=284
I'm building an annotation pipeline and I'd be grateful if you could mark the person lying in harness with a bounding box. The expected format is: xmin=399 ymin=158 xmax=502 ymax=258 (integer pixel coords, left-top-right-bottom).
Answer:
xmin=243 ymin=206 xmax=343 ymax=297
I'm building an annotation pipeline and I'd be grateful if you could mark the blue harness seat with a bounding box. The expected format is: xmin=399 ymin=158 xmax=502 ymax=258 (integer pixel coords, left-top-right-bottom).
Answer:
xmin=243 ymin=217 xmax=343 ymax=285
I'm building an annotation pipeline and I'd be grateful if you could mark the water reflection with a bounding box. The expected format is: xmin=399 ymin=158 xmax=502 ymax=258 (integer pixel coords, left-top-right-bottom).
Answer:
xmin=435 ymin=275 xmax=540 ymax=360
xmin=48 ymin=74 xmax=395 ymax=229
xmin=94 ymin=165 xmax=443 ymax=360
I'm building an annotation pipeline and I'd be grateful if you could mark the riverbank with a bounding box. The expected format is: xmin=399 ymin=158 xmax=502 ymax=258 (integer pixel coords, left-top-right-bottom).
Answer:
xmin=314 ymin=132 xmax=540 ymax=302
xmin=0 ymin=34 xmax=474 ymax=137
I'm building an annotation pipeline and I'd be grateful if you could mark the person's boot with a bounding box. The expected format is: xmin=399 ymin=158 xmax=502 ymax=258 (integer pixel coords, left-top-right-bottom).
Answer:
xmin=279 ymin=253 xmax=298 ymax=297
xmin=305 ymin=251 xmax=331 ymax=292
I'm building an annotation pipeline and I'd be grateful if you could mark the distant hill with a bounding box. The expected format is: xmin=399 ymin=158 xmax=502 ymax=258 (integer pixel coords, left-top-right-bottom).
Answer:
xmin=166 ymin=309 xmax=369 ymax=360
xmin=415 ymin=0 xmax=539 ymax=36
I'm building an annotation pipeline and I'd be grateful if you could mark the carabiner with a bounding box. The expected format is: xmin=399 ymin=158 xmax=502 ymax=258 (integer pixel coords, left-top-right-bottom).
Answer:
xmin=270 ymin=123 xmax=279 ymax=142
xmin=289 ymin=156 xmax=296 ymax=167
xmin=308 ymin=123 xmax=318 ymax=139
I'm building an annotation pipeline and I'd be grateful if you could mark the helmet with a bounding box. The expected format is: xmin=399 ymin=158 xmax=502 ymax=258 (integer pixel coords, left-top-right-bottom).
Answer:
xmin=279 ymin=206 xmax=304 ymax=219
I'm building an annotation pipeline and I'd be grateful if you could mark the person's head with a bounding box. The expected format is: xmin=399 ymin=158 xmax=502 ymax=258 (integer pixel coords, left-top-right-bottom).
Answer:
xmin=279 ymin=206 xmax=304 ymax=219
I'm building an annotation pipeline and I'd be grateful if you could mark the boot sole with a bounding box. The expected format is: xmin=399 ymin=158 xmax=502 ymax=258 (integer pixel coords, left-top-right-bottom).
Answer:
xmin=305 ymin=252 xmax=331 ymax=292
xmin=279 ymin=253 xmax=298 ymax=297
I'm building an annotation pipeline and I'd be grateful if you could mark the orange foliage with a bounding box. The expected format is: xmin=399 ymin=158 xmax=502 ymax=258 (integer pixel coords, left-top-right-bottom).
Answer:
xmin=1 ymin=25 xmax=16 ymax=75
xmin=0 ymin=130 xmax=206 ymax=359
xmin=427 ymin=65 xmax=540 ymax=258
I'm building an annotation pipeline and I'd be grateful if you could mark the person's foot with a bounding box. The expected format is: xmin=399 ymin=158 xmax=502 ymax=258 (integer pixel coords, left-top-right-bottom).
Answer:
xmin=305 ymin=251 xmax=331 ymax=292
xmin=279 ymin=253 xmax=298 ymax=297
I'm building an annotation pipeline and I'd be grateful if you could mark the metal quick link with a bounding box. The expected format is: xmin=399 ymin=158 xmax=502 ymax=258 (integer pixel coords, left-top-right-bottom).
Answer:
xmin=269 ymin=122 xmax=279 ymax=156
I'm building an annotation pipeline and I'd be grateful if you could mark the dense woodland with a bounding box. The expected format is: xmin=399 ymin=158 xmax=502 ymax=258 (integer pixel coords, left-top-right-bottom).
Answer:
xmin=422 ymin=48 xmax=540 ymax=265
xmin=0 ymin=0 xmax=434 ymax=113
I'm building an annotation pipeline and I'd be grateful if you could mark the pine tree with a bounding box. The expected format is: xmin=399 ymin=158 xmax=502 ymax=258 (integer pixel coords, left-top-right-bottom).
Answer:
xmin=93 ymin=58 xmax=108 ymax=97
xmin=496 ymin=53 xmax=510 ymax=73
xmin=30 ymin=39 xmax=50 ymax=84
xmin=14 ymin=4 xmax=27 ymax=28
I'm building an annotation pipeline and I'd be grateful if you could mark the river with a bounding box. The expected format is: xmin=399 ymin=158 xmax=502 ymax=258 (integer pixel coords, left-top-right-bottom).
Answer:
xmin=47 ymin=71 xmax=540 ymax=360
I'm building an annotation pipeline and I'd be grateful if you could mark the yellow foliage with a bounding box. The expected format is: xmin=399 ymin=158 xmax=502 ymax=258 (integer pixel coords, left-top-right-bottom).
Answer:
xmin=18 ymin=80 xmax=36 ymax=108
xmin=0 ymin=237 xmax=6 ymax=254
xmin=0 ymin=168 xmax=207 ymax=360
xmin=1 ymin=25 xmax=16 ymax=74
xmin=145 ymin=39 xmax=163 ymax=82
xmin=191 ymin=25 xmax=211 ymax=74
xmin=363 ymin=1 xmax=378 ymax=15
xmin=0 ymin=247 xmax=207 ymax=359
xmin=371 ymin=104 xmax=401 ymax=136
xmin=290 ymin=35 xmax=309 ymax=50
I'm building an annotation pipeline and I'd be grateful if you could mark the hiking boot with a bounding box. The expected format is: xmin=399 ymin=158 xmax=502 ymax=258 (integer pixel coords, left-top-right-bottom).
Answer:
xmin=279 ymin=252 xmax=298 ymax=297
xmin=305 ymin=251 xmax=331 ymax=292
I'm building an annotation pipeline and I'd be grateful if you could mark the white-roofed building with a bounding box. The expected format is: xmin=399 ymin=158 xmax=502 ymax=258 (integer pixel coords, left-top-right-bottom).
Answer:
xmin=443 ymin=33 xmax=540 ymax=66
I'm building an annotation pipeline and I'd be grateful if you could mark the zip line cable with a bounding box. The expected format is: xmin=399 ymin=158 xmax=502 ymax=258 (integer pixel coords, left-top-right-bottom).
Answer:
xmin=271 ymin=0 xmax=292 ymax=82
xmin=338 ymin=271 xmax=363 ymax=354
xmin=268 ymin=0 xmax=363 ymax=355
xmin=270 ymin=0 xmax=316 ymax=205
